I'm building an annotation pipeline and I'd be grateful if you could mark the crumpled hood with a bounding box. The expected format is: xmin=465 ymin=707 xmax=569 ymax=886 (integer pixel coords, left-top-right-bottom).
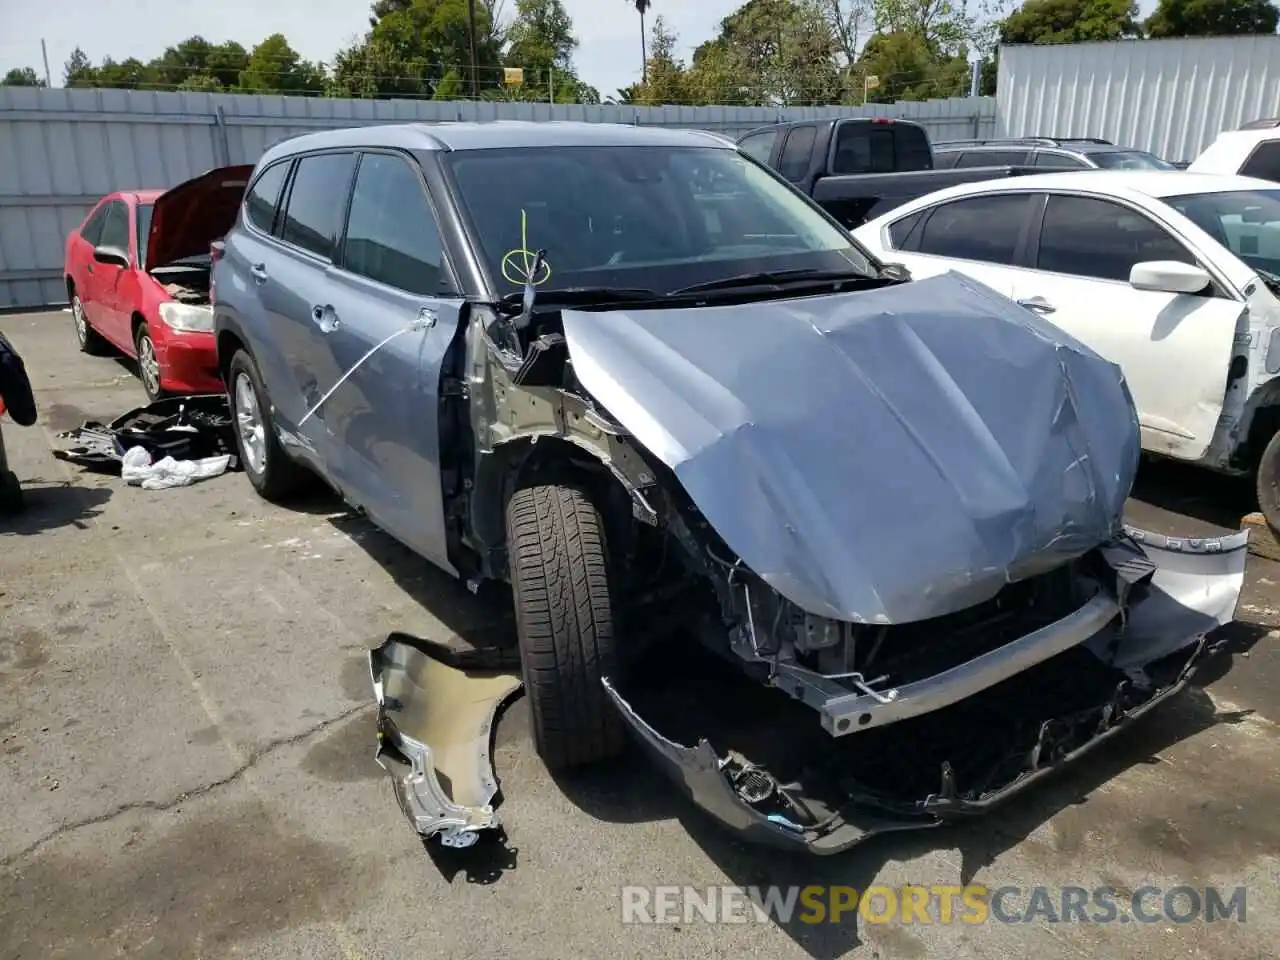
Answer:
xmin=145 ymin=164 xmax=253 ymax=271
xmin=562 ymin=272 xmax=1141 ymax=624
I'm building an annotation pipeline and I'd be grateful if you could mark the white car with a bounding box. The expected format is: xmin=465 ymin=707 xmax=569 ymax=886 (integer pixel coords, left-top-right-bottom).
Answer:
xmin=852 ymin=170 xmax=1280 ymax=527
xmin=1187 ymin=118 xmax=1280 ymax=181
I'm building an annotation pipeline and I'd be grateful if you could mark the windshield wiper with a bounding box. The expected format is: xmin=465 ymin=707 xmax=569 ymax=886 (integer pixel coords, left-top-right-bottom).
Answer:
xmin=497 ymin=286 xmax=661 ymax=313
xmin=668 ymin=268 xmax=876 ymax=296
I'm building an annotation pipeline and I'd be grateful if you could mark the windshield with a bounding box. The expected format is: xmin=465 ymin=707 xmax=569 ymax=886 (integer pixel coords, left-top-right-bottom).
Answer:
xmin=1164 ymin=189 xmax=1280 ymax=278
xmin=1089 ymin=150 xmax=1178 ymax=170
xmin=443 ymin=146 xmax=875 ymax=298
xmin=136 ymin=203 xmax=153 ymax=267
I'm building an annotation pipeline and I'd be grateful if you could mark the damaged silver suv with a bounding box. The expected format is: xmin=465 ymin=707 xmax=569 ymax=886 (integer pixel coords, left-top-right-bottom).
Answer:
xmin=213 ymin=121 xmax=1248 ymax=853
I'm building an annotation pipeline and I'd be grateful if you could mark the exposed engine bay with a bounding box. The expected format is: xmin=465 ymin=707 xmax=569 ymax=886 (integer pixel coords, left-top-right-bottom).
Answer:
xmin=371 ymin=272 xmax=1250 ymax=853
xmin=154 ymin=262 xmax=212 ymax=305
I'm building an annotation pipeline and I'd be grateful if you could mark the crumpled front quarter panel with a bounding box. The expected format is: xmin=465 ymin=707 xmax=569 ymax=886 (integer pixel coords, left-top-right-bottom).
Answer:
xmin=563 ymin=273 xmax=1141 ymax=624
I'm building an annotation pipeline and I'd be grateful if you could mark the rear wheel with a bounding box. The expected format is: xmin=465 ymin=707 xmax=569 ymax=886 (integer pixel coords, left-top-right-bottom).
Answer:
xmin=71 ymin=292 xmax=110 ymax=356
xmin=506 ymin=483 xmax=626 ymax=772
xmin=228 ymin=349 xmax=308 ymax=503
xmin=0 ymin=470 xmax=23 ymax=515
xmin=133 ymin=322 xmax=164 ymax=402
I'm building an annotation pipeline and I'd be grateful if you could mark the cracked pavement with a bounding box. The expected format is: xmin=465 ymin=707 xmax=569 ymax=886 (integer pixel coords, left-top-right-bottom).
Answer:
xmin=2 ymin=310 xmax=1280 ymax=960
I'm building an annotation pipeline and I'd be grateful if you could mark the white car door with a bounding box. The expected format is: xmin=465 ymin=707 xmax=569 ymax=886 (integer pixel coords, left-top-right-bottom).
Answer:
xmin=1009 ymin=192 xmax=1244 ymax=461
xmin=863 ymin=193 xmax=1040 ymax=297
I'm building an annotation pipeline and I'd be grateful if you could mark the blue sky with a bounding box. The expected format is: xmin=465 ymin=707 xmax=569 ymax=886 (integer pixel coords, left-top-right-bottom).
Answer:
xmin=0 ymin=0 xmax=741 ymax=99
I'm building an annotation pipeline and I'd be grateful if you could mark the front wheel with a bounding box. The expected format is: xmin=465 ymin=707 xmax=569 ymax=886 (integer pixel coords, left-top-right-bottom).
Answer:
xmin=506 ymin=483 xmax=626 ymax=772
xmin=133 ymin=322 xmax=165 ymax=402
xmin=1256 ymin=429 xmax=1280 ymax=538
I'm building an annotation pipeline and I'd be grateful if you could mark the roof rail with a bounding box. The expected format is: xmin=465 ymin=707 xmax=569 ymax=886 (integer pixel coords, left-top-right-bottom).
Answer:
xmin=1239 ymin=117 xmax=1280 ymax=130
xmin=936 ymin=136 xmax=1114 ymax=148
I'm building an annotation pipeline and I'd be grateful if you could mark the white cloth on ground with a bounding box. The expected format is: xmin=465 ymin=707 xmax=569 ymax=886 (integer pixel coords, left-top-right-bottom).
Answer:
xmin=120 ymin=445 xmax=232 ymax=490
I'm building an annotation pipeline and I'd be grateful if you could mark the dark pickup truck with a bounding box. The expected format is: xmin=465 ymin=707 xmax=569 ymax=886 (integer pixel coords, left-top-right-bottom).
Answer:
xmin=738 ymin=117 xmax=1038 ymax=229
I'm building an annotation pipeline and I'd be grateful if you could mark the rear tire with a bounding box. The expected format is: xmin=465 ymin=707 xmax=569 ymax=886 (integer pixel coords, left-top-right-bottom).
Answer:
xmin=0 ymin=470 xmax=23 ymax=515
xmin=1256 ymin=429 xmax=1280 ymax=538
xmin=71 ymin=292 xmax=110 ymax=356
xmin=506 ymin=483 xmax=626 ymax=772
xmin=228 ymin=349 xmax=308 ymax=503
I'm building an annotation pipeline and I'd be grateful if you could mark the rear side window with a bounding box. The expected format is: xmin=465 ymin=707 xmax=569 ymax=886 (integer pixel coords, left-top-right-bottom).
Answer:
xmin=245 ymin=161 xmax=290 ymax=234
xmin=280 ymin=152 xmax=357 ymax=259
xmin=98 ymin=201 xmax=130 ymax=252
xmin=955 ymin=150 xmax=1029 ymax=167
xmin=777 ymin=127 xmax=816 ymax=181
xmin=1241 ymin=141 xmax=1280 ymax=182
xmin=916 ymin=194 xmax=1032 ymax=264
xmin=1034 ymin=152 xmax=1088 ymax=169
xmin=739 ymin=130 xmax=778 ymax=165
xmin=341 ymin=153 xmax=448 ymax=296
xmin=79 ymin=202 xmax=112 ymax=246
xmin=932 ymin=151 xmax=960 ymax=169
xmin=833 ymin=123 xmax=932 ymax=174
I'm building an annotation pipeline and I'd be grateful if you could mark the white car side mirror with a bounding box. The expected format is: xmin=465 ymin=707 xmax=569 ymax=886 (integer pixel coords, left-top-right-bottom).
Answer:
xmin=1129 ymin=260 xmax=1211 ymax=295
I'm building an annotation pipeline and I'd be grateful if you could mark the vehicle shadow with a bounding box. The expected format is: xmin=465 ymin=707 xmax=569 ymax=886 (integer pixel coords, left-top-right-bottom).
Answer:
xmin=0 ymin=481 xmax=111 ymax=534
xmin=551 ymin=626 xmax=1264 ymax=959
xmin=1129 ymin=455 xmax=1256 ymax=532
xmin=325 ymin=510 xmax=517 ymax=651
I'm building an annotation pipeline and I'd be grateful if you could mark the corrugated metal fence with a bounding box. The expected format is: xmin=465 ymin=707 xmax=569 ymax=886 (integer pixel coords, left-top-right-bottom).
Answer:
xmin=997 ymin=35 xmax=1280 ymax=163
xmin=0 ymin=87 xmax=994 ymax=309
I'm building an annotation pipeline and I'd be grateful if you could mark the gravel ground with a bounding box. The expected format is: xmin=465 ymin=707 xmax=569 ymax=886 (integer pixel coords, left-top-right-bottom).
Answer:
xmin=2 ymin=309 xmax=1278 ymax=960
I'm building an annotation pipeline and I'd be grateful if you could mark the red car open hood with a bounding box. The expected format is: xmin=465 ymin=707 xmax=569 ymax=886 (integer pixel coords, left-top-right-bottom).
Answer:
xmin=144 ymin=164 xmax=253 ymax=272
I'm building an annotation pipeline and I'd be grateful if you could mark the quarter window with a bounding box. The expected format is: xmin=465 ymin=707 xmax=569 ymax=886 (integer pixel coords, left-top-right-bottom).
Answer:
xmin=1241 ymin=141 xmax=1280 ymax=183
xmin=245 ymin=161 xmax=290 ymax=235
xmin=1034 ymin=152 xmax=1087 ymax=169
xmin=954 ymin=149 xmax=1029 ymax=167
xmin=887 ymin=211 xmax=924 ymax=248
xmin=915 ymin=194 xmax=1032 ymax=264
xmin=280 ymin=153 xmax=357 ymax=259
xmin=97 ymin=201 xmax=130 ymax=253
xmin=1036 ymin=195 xmax=1193 ymax=282
xmin=341 ymin=153 xmax=448 ymax=295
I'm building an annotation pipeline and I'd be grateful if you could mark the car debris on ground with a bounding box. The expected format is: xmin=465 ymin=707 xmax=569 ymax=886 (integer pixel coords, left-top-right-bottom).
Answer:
xmin=53 ymin=394 xmax=238 ymax=488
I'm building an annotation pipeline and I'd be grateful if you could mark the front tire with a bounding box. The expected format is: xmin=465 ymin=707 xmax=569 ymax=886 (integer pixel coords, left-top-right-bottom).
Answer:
xmin=71 ymin=292 xmax=110 ymax=356
xmin=227 ymin=349 xmax=307 ymax=503
xmin=506 ymin=483 xmax=626 ymax=772
xmin=1256 ymin=429 xmax=1280 ymax=537
xmin=133 ymin=322 xmax=165 ymax=403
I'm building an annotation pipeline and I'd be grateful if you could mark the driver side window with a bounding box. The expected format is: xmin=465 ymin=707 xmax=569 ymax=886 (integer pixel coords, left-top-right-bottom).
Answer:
xmin=1036 ymin=195 xmax=1194 ymax=282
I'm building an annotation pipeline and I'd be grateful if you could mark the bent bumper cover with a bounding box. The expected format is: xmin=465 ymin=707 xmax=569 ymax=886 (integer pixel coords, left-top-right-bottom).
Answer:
xmin=603 ymin=527 xmax=1249 ymax=855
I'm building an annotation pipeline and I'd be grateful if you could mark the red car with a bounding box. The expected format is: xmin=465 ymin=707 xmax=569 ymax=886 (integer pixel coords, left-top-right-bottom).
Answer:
xmin=63 ymin=165 xmax=252 ymax=401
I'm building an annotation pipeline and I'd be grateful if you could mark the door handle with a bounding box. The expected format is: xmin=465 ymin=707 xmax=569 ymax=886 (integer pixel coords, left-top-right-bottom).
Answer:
xmin=250 ymin=263 xmax=268 ymax=283
xmin=312 ymin=304 xmax=340 ymax=333
xmin=86 ymin=264 xmax=94 ymax=274
xmin=1016 ymin=296 xmax=1056 ymax=314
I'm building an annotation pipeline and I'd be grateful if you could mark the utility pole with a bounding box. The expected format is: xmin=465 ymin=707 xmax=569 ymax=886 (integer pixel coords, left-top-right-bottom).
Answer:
xmin=40 ymin=39 xmax=52 ymax=88
xmin=467 ymin=0 xmax=479 ymax=98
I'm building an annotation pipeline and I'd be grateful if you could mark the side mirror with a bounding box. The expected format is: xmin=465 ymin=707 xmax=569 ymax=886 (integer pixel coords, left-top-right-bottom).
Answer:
xmin=93 ymin=245 xmax=129 ymax=268
xmin=878 ymin=262 xmax=912 ymax=283
xmin=1129 ymin=260 xmax=1210 ymax=295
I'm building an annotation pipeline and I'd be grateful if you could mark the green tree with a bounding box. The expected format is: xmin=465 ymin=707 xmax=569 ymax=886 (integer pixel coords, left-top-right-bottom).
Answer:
xmin=1145 ymin=0 xmax=1279 ymax=36
xmin=999 ymin=0 xmax=1141 ymax=44
xmin=504 ymin=0 xmax=589 ymax=101
xmin=63 ymin=47 xmax=97 ymax=87
xmin=329 ymin=0 xmax=503 ymax=99
xmin=94 ymin=58 xmax=158 ymax=89
xmin=628 ymin=0 xmax=653 ymax=83
xmin=149 ymin=36 xmax=250 ymax=90
xmin=1 ymin=66 xmax=45 ymax=87
xmin=873 ymin=0 xmax=974 ymax=53
xmin=854 ymin=29 xmax=966 ymax=101
xmin=634 ymin=15 xmax=688 ymax=104
xmin=239 ymin=34 xmax=325 ymax=94
xmin=711 ymin=0 xmax=841 ymax=106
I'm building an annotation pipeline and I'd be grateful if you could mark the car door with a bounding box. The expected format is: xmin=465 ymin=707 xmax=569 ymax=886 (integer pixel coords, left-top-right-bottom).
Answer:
xmin=1009 ymin=192 xmax=1244 ymax=460
xmin=90 ymin=200 xmax=134 ymax=347
xmin=260 ymin=150 xmax=358 ymax=466
xmin=873 ymin=192 xmax=1038 ymax=297
xmin=318 ymin=150 xmax=464 ymax=572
